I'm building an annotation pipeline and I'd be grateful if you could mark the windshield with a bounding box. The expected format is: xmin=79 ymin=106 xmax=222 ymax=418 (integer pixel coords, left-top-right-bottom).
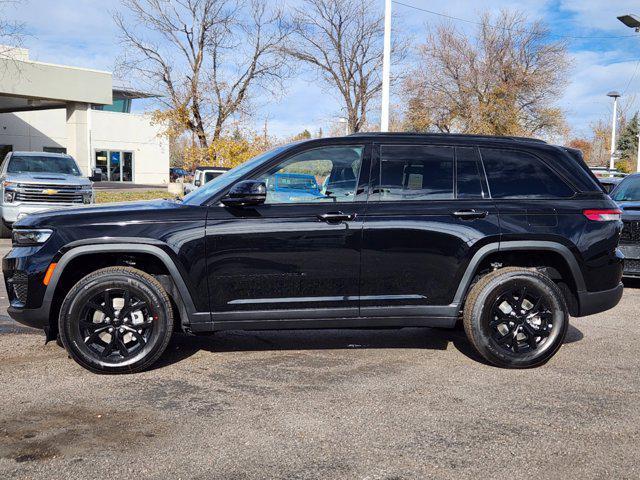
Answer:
xmin=182 ymin=145 xmax=289 ymax=205
xmin=7 ymin=155 xmax=81 ymax=176
xmin=611 ymin=176 xmax=640 ymax=202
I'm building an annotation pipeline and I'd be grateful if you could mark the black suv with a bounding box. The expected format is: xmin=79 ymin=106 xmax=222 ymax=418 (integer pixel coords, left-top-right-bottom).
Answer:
xmin=3 ymin=134 xmax=624 ymax=373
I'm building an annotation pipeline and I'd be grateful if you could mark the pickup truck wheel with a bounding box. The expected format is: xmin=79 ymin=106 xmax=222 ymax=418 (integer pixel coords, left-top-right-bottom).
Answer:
xmin=0 ymin=220 xmax=11 ymax=238
xmin=58 ymin=267 xmax=173 ymax=374
xmin=463 ymin=267 xmax=568 ymax=368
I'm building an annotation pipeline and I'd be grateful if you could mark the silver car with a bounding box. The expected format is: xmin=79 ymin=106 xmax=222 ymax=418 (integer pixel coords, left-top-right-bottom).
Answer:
xmin=0 ymin=151 xmax=94 ymax=237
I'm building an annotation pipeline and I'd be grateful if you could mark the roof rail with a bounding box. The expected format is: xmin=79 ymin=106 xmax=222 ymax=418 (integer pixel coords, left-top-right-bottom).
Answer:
xmin=346 ymin=132 xmax=547 ymax=144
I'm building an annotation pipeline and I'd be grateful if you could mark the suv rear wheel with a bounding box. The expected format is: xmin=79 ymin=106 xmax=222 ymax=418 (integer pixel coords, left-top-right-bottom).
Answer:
xmin=463 ymin=267 xmax=568 ymax=368
xmin=58 ymin=267 xmax=173 ymax=374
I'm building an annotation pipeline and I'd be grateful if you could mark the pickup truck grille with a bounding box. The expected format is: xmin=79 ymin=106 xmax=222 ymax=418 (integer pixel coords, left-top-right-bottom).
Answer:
xmin=15 ymin=184 xmax=85 ymax=204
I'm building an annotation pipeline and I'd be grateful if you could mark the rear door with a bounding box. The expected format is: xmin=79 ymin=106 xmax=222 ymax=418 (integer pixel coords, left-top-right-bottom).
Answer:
xmin=359 ymin=143 xmax=500 ymax=316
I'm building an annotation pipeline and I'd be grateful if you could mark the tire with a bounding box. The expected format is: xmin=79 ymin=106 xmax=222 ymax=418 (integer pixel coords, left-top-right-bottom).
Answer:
xmin=463 ymin=267 xmax=568 ymax=368
xmin=0 ymin=220 xmax=11 ymax=239
xmin=58 ymin=267 xmax=174 ymax=374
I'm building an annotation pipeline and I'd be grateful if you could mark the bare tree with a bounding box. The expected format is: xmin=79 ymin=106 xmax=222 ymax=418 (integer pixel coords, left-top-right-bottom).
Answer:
xmin=284 ymin=0 xmax=402 ymax=133
xmin=114 ymin=0 xmax=291 ymax=148
xmin=0 ymin=0 xmax=25 ymax=60
xmin=403 ymin=10 xmax=568 ymax=138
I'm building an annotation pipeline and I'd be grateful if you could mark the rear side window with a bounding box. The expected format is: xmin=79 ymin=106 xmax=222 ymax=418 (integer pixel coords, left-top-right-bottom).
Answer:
xmin=480 ymin=148 xmax=574 ymax=198
xmin=456 ymin=147 xmax=485 ymax=199
xmin=375 ymin=145 xmax=454 ymax=201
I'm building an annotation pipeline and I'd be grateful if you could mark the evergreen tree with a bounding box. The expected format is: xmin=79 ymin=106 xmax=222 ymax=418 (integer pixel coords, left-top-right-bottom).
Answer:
xmin=617 ymin=112 xmax=639 ymax=165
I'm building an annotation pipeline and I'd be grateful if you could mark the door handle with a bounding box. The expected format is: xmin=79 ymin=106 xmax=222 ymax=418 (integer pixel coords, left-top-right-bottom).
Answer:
xmin=317 ymin=211 xmax=357 ymax=223
xmin=452 ymin=209 xmax=488 ymax=220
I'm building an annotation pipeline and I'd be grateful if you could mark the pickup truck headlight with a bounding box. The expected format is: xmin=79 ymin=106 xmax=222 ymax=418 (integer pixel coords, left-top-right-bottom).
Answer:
xmin=4 ymin=190 xmax=15 ymax=203
xmin=12 ymin=229 xmax=53 ymax=246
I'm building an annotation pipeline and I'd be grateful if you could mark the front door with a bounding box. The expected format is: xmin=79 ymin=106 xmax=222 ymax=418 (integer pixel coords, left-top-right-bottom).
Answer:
xmin=360 ymin=143 xmax=500 ymax=317
xmin=205 ymin=143 xmax=370 ymax=323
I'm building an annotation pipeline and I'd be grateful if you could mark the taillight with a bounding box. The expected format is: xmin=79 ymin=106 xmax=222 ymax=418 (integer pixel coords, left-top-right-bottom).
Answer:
xmin=583 ymin=209 xmax=622 ymax=221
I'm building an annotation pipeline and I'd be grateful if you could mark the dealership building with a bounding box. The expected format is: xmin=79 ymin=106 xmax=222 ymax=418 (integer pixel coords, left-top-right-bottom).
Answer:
xmin=0 ymin=48 xmax=169 ymax=184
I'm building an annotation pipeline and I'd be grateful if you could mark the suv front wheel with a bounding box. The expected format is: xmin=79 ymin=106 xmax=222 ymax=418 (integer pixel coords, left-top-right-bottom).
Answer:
xmin=463 ymin=267 xmax=569 ymax=368
xmin=58 ymin=267 xmax=174 ymax=374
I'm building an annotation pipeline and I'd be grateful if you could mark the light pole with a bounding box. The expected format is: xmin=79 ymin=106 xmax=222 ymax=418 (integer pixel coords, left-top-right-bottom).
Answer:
xmin=607 ymin=91 xmax=621 ymax=170
xmin=617 ymin=15 xmax=640 ymax=171
xmin=338 ymin=117 xmax=349 ymax=136
xmin=380 ymin=0 xmax=391 ymax=132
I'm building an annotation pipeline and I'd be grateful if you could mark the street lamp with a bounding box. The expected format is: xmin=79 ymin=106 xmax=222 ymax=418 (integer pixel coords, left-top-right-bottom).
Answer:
xmin=617 ymin=14 xmax=640 ymax=171
xmin=607 ymin=91 xmax=621 ymax=170
xmin=617 ymin=14 xmax=640 ymax=32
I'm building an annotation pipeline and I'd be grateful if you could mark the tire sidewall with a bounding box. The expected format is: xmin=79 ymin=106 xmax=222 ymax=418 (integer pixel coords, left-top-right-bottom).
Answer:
xmin=59 ymin=270 xmax=172 ymax=374
xmin=467 ymin=271 xmax=569 ymax=368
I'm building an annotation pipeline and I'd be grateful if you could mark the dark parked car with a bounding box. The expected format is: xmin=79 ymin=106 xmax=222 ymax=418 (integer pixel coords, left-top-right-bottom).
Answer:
xmin=3 ymin=133 xmax=624 ymax=373
xmin=169 ymin=167 xmax=188 ymax=182
xmin=610 ymin=173 xmax=640 ymax=277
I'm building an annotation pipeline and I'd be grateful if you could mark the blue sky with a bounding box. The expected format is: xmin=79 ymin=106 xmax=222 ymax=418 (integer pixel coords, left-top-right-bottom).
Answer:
xmin=5 ymin=0 xmax=640 ymax=139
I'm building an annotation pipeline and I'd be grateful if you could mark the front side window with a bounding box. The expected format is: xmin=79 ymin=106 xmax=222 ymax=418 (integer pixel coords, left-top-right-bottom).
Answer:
xmin=480 ymin=148 xmax=574 ymax=199
xmin=374 ymin=145 xmax=454 ymax=201
xmin=254 ymin=146 xmax=363 ymax=204
xmin=7 ymin=155 xmax=81 ymax=176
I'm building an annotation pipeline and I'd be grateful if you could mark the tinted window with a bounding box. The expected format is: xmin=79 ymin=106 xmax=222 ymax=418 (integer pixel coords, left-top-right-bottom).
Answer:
xmin=376 ymin=145 xmax=454 ymax=201
xmin=7 ymin=155 xmax=81 ymax=176
xmin=611 ymin=176 xmax=640 ymax=202
xmin=255 ymin=146 xmax=363 ymax=204
xmin=480 ymin=148 xmax=573 ymax=198
xmin=456 ymin=147 xmax=484 ymax=199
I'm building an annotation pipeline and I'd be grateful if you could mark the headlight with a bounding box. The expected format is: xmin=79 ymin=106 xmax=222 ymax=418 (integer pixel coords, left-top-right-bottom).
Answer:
xmin=12 ymin=229 xmax=53 ymax=246
xmin=4 ymin=190 xmax=14 ymax=203
xmin=82 ymin=192 xmax=93 ymax=204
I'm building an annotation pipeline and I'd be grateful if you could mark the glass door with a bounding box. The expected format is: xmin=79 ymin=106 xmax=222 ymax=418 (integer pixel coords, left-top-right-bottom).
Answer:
xmin=94 ymin=150 xmax=134 ymax=182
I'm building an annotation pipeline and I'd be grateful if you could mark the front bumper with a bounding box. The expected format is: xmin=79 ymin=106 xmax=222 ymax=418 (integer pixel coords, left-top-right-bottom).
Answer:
xmin=576 ymin=283 xmax=624 ymax=317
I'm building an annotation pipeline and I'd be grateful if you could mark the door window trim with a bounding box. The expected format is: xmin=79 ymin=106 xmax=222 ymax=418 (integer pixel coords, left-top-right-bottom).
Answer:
xmin=205 ymin=142 xmax=373 ymax=207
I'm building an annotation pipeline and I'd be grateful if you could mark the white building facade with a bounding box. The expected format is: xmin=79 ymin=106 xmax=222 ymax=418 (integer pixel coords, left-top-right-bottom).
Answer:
xmin=0 ymin=48 xmax=169 ymax=185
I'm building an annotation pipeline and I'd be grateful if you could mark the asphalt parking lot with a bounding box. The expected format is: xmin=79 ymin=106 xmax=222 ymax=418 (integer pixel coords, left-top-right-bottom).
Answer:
xmin=0 ymin=238 xmax=638 ymax=479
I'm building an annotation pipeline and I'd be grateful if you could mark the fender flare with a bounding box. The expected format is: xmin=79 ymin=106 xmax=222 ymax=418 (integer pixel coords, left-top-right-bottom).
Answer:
xmin=453 ymin=240 xmax=586 ymax=305
xmin=43 ymin=243 xmax=202 ymax=325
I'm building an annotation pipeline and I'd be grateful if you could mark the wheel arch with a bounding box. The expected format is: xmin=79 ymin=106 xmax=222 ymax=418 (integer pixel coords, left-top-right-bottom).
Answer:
xmin=454 ymin=240 xmax=586 ymax=314
xmin=43 ymin=243 xmax=201 ymax=340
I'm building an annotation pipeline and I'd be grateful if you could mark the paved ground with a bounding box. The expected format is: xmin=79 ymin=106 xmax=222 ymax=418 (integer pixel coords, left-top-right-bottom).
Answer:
xmin=0 ymin=238 xmax=638 ymax=479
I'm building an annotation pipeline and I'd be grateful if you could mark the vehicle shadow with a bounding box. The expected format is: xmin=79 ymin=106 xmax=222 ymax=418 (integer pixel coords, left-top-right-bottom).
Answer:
xmin=623 ymin=278 xmax=640 ymax=289
xmin=153 ymin=322 xmax=585 ymax=370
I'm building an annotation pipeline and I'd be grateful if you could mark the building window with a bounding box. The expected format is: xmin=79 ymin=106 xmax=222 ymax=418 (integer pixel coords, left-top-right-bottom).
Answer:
xmin=43 ymin=146 xmax=67 ymax=154
xmin=94 ymin=150 xmax=134 ymax=182
xmin=92 ymin=98 xmax=132 ymax=113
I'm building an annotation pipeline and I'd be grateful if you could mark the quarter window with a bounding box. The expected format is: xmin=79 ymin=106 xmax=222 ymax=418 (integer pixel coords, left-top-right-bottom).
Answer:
xmin=254 ymin=146 xmax=363 ymax=204
xmin=375 ymin=145 xmax=454 ymax=201
xmin=480 ymin=148 xmax=573 ymax=198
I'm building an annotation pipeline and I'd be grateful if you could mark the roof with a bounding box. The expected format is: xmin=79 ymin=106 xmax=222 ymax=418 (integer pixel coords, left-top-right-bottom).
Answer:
xmin=194 ymin=166 xmax=231 ymax=172
xmin=112 ymin=87 xmax=162 ymax=100
xmin=347 ymin=132 xmax=547 ymax=144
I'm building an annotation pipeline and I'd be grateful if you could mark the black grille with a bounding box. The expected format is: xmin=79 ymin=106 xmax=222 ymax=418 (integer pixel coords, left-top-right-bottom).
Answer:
xmin=10 ymin=271 xmax=28 ymax=304
xmin=621 ymin=220 xmax=640 ymax=243
xmin=15 ymin=184 xmax=84 ymax=204
xmin=624 ymin=258 xmax=640 ymax=273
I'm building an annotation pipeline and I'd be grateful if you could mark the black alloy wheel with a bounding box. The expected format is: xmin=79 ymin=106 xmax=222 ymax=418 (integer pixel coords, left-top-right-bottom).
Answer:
xmin=489 ymin=286 xmax=553 ymax=354
xmin=463 ymin=267 xmax=568 ymax=368
xmin=59 ymin=267 xmax=174 ymax=374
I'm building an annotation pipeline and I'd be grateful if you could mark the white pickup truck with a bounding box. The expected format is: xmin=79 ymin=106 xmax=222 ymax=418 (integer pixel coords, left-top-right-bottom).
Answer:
xmin=183 ymin=166 xmax=230 ymax=195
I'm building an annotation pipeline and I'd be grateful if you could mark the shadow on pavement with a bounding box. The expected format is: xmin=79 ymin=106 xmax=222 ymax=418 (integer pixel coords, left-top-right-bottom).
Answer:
xmin=623 ymin=278 xmax=640 ymax=289
xmin=153 ymin=322 xmax=585 ymax=370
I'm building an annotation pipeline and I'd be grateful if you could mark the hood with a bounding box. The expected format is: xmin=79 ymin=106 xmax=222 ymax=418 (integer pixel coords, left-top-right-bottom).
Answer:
xmin=6 ymin=172 xmax=91 ymax=186
xmin=14 ymin=199 xmax=186 ymax=229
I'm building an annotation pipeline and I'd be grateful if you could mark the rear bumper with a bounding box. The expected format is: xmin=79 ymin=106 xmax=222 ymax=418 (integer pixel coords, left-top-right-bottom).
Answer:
xmin=576 ymin=283 xmax=624 ymax=317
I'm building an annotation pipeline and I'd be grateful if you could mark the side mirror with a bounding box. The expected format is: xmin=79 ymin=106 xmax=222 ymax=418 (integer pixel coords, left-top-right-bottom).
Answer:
xmin=222 ymin=180 xmax=266 ymax=207
xmin=89 ymin=168 xmax=102 ymax=182
xmin=194 ymin=179 xmax=201 ymax=187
